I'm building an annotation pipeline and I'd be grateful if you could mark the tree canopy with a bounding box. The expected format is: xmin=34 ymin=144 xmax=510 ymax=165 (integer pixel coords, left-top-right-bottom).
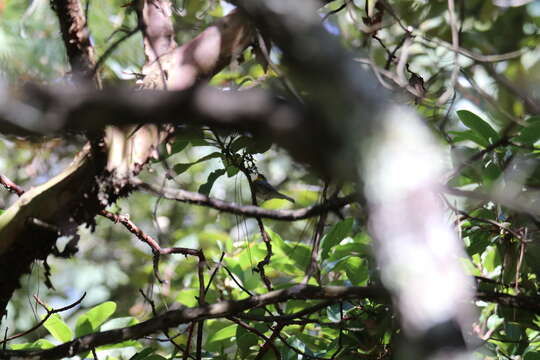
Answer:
xmin=0 ymin=0 xmax=539 ymax=359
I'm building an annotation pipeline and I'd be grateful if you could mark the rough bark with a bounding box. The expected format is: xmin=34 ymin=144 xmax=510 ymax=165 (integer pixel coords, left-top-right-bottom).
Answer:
xmin=51 ymin=0 xmax=100 ymax=85
xmin=0 ymin=1 xmax=255 ymax=320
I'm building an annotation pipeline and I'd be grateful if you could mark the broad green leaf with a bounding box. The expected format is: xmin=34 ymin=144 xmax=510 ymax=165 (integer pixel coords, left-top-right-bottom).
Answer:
xmin=344 ymin=257 xmax=368 ymax=285
xmin=482 ymin=161 xmax=502 ymax=186
xmin=524 ymin=350 xmax=540 ymax=360
xmin=515 ymin=116 xmax=540 ymax=145
xmin=10 ymin=339 xmax=55 ymax=350
xmin=457 ymin=110 xmax=500 ymax=144
xmin=207 ymin=324 xmax=237 ymax=344
xmin=225 ymin=164 xmax=240 ymax=177
xmin=449 ymin=130 xmax=489 ymax=148
xmin=247 ymin=137 xmax=272 ymax=154
xmin=176 ymin=289 xmax=199 ymax=307
xmin=236 ymin=325 xmax=259 ymax=357
xmin=169 ymin=139 xmax=188 ymax=156
xmin=326 ymin=302 xmax=354 ymax=323
xmin=173 ymin=152 xmax=222 ymax=175
xmin=43 ymin=313 xmax=73 ymax=342
xmin=487 ymin=314 xmax=504 ymax=330
xmin=143 ymin=356 xmax=168 ymax=360
xmin=101 ymin=316 xmax=139 ymax=331
xmin=286 ymin=243 xmax=312 ymax=271
xmin=130 ymin=348 xmax=155 ymax=360
xmin=198 ymin=168 xmax=226 ymax=195
xmin=320 ymin=218 xmax=354 ymax=260
xmin=229 ymin=136 xmax=252 ymax=153
xmin=75 ymin=301 xmax=117 ymax=337
xmin=98 ymin=340 xmax=140 ymax=351
xmin=505 ymin=322 xmax=524 ymax=342
xmin=327 ymin=242 xmax=369 ymax=263
xmin=465 ymin=231 xmax=491 ymax=256
xmin=229 ymin=135 xmax=272 ymax=154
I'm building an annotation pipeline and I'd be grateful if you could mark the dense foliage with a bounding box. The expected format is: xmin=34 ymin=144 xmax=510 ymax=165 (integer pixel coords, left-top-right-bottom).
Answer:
xmin=0 ymin=0 xmax=539 ymax=359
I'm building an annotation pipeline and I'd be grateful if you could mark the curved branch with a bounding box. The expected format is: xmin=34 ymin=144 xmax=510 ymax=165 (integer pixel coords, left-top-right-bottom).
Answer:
xmin=132 ymin=180 xmax=357 ymax=221
xmin=0 ymin=285 xmax=385 ymax=360
xmin=0 ymin=292 xmax=85 ymax=345
xmin=0 ymin=174 xmax=24 ymax=197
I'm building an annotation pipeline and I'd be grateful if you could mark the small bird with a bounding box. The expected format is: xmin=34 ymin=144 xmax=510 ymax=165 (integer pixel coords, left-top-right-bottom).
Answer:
xmin=252 ymin=174 xmax=295 ymax=203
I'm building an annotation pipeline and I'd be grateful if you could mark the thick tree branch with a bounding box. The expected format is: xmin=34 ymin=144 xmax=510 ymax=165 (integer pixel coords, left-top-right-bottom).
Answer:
xmin=2 ymin=285 xmax=538 ymax=360
xmin=137 ymin=0 xmax=177 ymax=64
xmin=51 ymin=0 xmax=99 ymax=85
xmin=0 ymin=8 xmax=260 ymax=318
xmin=0 ymin=285 xmax=385 ymax=360
xmin=0 ymin=84 xmax=338 ymax=174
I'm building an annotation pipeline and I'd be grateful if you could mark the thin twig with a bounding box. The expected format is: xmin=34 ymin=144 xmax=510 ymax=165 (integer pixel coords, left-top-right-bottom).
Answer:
xmin=254 ymin=323 xmax=284 ymax=360
xmin=303 ymin=183 xmax=329 ymax=284
xmin=132 ymin=180 xmax=356 ymax=221
xmin=0 ymin=174 xmax=25 ymax=196
xmin=0 ymin=293 xmax=86 ymax=345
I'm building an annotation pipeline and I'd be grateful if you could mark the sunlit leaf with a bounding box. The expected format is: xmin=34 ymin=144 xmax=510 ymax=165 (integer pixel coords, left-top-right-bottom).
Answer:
xmin=75 ymin=301 xmax=117 ymax=337
xmin=207 ymin=324 xmax=237 ymax=344
xmin=43 ymin=313 xmax=73 ymax=342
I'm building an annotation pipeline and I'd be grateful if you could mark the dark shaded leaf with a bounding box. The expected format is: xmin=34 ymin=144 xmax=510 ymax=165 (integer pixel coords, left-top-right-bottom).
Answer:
xmin=457 ymin=110 xmax=500 ymax=144
xmin=198 ymin=169 xmax=226 ymax=195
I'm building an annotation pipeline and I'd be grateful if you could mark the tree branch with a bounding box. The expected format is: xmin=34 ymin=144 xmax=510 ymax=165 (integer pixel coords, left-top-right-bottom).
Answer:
xmin=132 ymin=180 xmax=356 ymax=221
xmin=0 ymin=285 xmax=385 ymax=360
xmin=51 ymin=0 xmax=100 ymax=85
xmin=0 ymin=174 xmax=25 ymax=197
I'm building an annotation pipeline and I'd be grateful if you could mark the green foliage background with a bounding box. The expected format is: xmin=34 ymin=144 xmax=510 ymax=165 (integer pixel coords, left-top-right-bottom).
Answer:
xmin=0 ymin=0 xmax=539 ymax=359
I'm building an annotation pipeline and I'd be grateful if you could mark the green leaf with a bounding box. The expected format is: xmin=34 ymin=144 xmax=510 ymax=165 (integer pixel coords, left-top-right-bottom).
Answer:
xmin=457 ymin=110 xmax=500 ymax=145
xmin=143 ymin=356 xmax=168 ymax=360
xmin=229 ymin=135 xmax=272 ymax=154
xmin=465 ymin=231 xmax=491 ymax=256
xmin=169 ymin=139 xmax=189 ymax=156
xmin=286 ymin=243 xmax=312 ymax=271
xmin=326 ymin=302 xmax=354 ymax=323
xmin=207 ymin=324 xmax=237 ymax=344
xmin=75 ymin=301 xmax=117 ymax=337
xmin=515 ymin=116 xmax=540 ymax=145
xmin=524 ymin=351 xmax=540 ymax=360
xmin=320 ymin=219 xmax=354 ymax=260
xmin=236 ymin=325 xmax=259 ymax=357
xmin=229 ymin=136 xmax=252 ymax=153
xmin=198 ymin=168 xmax=226 ymax=195
xmin=43 ymin=313 xmax=73 ymax=342
xmin=247 ymin=137 xmax=272 ymax=154
xmin=130 ymin=348 xmax=156 ymax=360
xmin=225 ymin=165 xmax=240 ymax=177
xmin=449 ymin=130 xmax=490 ymax=148
xmin=176 ymin=289 xmax=199 ymax=307
xmin=487 ymin=314 xmax=504 ymax=331
xmin=98 ymin=339 xmax=140 ymax=351
xmin=101 ymin=316 xmax=139 ymax=331
xmin=9 ymin=339 xmax=55 ymax=350
xmin=483 ymin=245 xmax=501 ymax=274
xmin=344 ymin=257 xmax=368 ymax=285
xmin=505 ymin=322 xmax=524 ymax=342
xmin=173 ymin=152 xmax=222 ymax=175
